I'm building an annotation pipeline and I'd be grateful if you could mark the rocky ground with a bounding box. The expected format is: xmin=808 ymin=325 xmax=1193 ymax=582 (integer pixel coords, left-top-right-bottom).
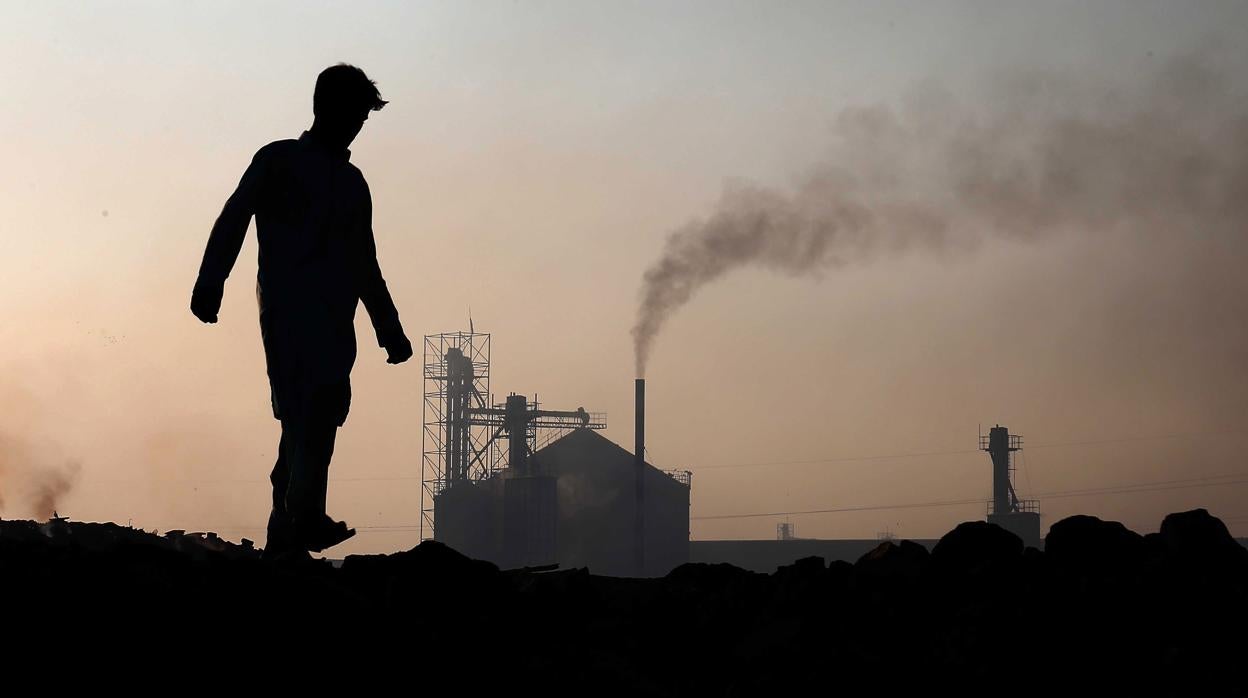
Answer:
xmin=2 ymin=509 xmax=1245 ymax=692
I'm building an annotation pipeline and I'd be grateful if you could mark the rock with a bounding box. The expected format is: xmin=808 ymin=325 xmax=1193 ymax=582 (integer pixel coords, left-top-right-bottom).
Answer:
xmin=342 ymin=539 xmax=499 ymax=580
xmin=931 ymin=521 xmax=1022 ymax=573
xmin=854 ymin=539 xmax=929 ymax=581
xmin=1157 ymin=509 xmax=1248 ymax=569
xmin=774 ymin=555 xmax=825 ymax=578
xmin=665 ymin=562 xmax=764 ymax=591
xmin=1046 ymin=515 xmax=1145 ymax=572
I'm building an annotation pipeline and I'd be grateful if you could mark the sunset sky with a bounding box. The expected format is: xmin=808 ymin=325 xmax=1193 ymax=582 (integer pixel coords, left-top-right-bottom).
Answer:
xmin=2 ymin=0 xmax=1246 ymax=555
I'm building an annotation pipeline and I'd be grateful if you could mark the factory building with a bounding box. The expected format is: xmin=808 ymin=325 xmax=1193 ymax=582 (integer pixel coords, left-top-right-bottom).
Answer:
xmin=422 ymin=331 xmax=690 ymax=577
xmin=435 ymin=429 xmax=691 ymax=576
xmin=421 ymin=330 xmax=1043 ymax=578
xmin=537 ymin=428 xmax=690 ymax=577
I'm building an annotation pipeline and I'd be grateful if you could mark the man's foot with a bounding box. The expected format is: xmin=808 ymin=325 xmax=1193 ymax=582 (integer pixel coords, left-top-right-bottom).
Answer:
xmin=263 ymin=510 xmax=297 ymax=560
xmin=292 ymin=515 xmax=356 ymax=553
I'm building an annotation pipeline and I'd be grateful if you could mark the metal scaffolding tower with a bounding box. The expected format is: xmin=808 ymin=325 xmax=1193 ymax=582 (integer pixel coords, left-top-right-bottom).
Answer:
xmin=472 ymin=395 xmax=606 ymax=473
xmin=421 ymin=330 xmax=608 ymax=540
xmin=421 ymin=331 xmax=491 ymax=540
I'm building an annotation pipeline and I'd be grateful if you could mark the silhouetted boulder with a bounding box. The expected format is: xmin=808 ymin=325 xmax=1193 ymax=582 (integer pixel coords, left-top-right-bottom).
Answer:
xmin=827 ymin=559 xmax=853 ymax=577
xmin=343 ymin=539 xmax=498 ymax=578
xmin=854 ymin=539 xmax=929 ymax=581
xmin=775 ymin=555 xmax=825 ymax=579
xmin=1020 ymin=545 xmax=1047 ymax=577
xmin=0 ymin=519 xmax=47 ymax=545
xmin=931 ymin=521 xmax=1022 ymax=573
xmin=1157 ymin=509 xmax=1248 ymax=569
xmin=341 ymin=539 xmax=504 ymax=611
xmin=768 ymin=556 xmax=826 ymax=605
xmin=665 ymin=562 xmax=765 ymax=591
xmin=1046 ymin=515 xmax=1145 ymax=572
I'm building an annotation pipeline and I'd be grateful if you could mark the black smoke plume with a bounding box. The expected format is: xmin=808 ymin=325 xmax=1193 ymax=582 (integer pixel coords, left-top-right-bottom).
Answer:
xmin=632 ymin=55 xmax=1247 ymax=376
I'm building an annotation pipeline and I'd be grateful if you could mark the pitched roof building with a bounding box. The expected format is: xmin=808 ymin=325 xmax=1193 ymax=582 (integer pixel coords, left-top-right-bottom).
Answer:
xmin=435 ymin=429 xmax=691 ymax=577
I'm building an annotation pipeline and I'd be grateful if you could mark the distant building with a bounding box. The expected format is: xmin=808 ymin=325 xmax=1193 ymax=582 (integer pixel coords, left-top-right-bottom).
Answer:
xmin=435 ymin=428 xmax=691 ymax=577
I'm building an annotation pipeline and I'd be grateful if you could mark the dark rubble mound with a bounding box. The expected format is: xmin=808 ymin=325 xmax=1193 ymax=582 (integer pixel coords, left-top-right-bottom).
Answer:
xmin=339 ymin=539 xmax=508 ymax=614
xmin=341 ymin=538 xmax=500 ymax=584
xmin=2 ymin=512 xmax=1246 ymax=688
xmin=1156 ymin=508 xmax=1248 ymax=569
xmin=665 ymin=561 xmax=767 ymax=591
xmin=0 ymin=517 xmax=258 ymax=561
xmin=854 ymin=539 xmax=930 ymax=581
xmin=930 ymin=520 xmax=1023 ymax=574
xmin=1046 ymin=514 xmax=1146 ymax=571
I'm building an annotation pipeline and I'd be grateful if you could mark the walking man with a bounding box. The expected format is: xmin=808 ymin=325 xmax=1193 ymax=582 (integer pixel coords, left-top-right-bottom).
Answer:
xmin=191 ymin=64 xmax=412 ymax=558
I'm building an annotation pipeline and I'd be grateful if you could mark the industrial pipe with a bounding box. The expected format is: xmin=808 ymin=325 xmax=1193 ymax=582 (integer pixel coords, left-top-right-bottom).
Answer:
xmin=635 ymin=378 xmax=645 ymax=576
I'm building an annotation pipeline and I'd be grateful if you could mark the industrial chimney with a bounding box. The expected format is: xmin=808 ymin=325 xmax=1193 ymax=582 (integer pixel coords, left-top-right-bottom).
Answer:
xmin=635 ymin=378 xmax=645 ymax=576
xmin=980 ymin=424 xmax=1042 ymax=548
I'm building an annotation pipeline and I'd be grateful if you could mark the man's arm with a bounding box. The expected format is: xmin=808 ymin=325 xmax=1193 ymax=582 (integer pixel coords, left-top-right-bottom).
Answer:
xmin=190 ymin=147 xmax=269 ymax=323
xmin=358 ymin=184 xmax=412 ymax=364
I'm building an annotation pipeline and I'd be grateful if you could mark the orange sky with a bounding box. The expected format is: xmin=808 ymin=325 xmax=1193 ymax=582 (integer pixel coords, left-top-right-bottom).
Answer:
xmin=2 ymin=2 xmax=1247 ymax=555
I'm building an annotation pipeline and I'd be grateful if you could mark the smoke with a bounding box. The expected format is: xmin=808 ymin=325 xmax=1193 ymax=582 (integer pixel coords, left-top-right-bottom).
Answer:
xmin=27 ymin=462 xmax=81 ymax=520
xmin=0 ymin=316 xmax=268 ymax=533
xmin=0 ymin=422 xmax=81 ymax=522
xmin=632 ymin=55 xmax=1248 ymax=376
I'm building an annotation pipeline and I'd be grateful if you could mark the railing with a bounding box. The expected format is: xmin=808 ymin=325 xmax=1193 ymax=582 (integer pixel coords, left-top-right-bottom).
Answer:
xmin=426 ymin=477 xmax=448 ymax=498
xmin=987 ymin=499 xmax=1040 ymax=515
xmin=664 ymin=470 xmax=693 ymax=487
xmin=979 ymin=433 xmax=1023 ymax=451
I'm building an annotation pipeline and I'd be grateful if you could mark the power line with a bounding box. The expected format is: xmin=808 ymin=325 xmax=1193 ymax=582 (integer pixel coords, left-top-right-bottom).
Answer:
xmin=692 ymin=497 xmax=985 ymax=521
xmin=1029 ymin=428 xmax=1248 ymax=451
xmin=1037 ymin=472 xmax=1248 ymax=499
xmin=77 ymin=427 xmax=1248 ymax=486
xmin=146 ymin=474 xmax=1248 ymax=538
xmin=692 ymin=471 xmax=1248 ymax=522
xmin=687 ymin=427 xmax=1248 ymax=472
xmin=74 ymin=427 xmax=1248 ymax=537
xmin=690 ymin=449 xmax=980 ymax=471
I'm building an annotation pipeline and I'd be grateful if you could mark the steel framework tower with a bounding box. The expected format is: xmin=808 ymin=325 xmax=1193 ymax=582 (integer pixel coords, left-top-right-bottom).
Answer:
xmin=421 ymin=330 xmax=607 ymax=540
xmin=421 ymin=331 xmax=491 ymax=540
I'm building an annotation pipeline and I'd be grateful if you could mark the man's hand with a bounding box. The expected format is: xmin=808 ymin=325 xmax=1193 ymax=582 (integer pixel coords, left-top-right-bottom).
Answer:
xmin=384 ymin=332 xmax=413 ymax=365
xmin=190 ymin=278 xmax=223 ymax=324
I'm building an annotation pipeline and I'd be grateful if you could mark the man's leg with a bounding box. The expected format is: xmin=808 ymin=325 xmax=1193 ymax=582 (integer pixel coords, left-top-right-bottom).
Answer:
xmin=284 ymin=413 xmax=353 ymax=551
xmin=263 ymin=427 xmax=296 ymax=558
xmin=283 ymin=415 xmax=336 ymax=521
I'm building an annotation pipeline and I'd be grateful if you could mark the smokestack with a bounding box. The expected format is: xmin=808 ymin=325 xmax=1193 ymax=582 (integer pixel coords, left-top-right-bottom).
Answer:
xmin=635 ymin=378 xmax=645 ymax=576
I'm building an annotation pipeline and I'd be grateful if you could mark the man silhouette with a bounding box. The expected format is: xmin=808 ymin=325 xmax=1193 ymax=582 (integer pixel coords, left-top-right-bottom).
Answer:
xmin=191 ymin=64 xmax=412 ymax=559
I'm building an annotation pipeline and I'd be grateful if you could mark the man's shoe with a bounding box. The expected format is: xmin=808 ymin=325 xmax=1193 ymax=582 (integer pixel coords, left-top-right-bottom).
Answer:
xmin=293 ymin=516 xmax=356 ymax=553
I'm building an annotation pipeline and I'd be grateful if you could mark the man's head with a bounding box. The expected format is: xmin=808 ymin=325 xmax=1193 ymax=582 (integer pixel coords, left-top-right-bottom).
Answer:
xmin=312 ymin=64 xmax=387 ymax=150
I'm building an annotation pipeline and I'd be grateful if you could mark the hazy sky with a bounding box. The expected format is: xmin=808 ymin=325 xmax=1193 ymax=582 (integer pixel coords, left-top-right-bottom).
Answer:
xmin=2 ymin=1 xmax=1247 ymax=554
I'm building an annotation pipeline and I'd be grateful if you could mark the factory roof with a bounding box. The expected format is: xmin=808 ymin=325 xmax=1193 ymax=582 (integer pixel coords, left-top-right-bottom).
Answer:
xmin=533 ymin=428 xmax=687 ymax=488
